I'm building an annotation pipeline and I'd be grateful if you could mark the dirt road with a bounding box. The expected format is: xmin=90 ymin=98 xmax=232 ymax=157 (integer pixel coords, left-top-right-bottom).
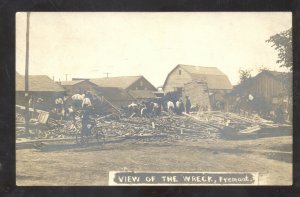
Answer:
xmin=16 ymin=133 xmax=292 ymax=186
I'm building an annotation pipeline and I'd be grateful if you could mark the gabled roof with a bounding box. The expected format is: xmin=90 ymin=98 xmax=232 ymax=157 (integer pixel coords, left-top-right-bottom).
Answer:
xmin=179 ymin=64 xmax=226 ymax=75
xmin=90 ymin=76 xmax=144 ymax=89
xmin=163 ymin=64 xmax=233 ymax=90
xmin=231 ymin=70 xmax=291 ymax=95
xmin=60 ymin=80 xmax=85 ymax=86
xmin=16 ymin=73 xmax=65 ymax=92
xmin=256 ymin=70 xmax=291 ymax=81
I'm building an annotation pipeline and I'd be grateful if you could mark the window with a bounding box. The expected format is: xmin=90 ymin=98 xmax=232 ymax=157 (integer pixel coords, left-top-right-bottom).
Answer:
xmin=140 ymin=81 xmax=143 ymax=86
xmin=145 ymin=87 xmax=147 ymax=90
xmin=179 ymin=70 xmax=182 ymax=75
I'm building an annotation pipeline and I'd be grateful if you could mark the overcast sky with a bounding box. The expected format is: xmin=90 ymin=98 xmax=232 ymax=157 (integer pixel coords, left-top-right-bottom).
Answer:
xmin=16 ymin=12 xmax=292 ymax=87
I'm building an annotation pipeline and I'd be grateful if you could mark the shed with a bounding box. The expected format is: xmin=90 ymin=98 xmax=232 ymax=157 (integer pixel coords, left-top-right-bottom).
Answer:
xmin=228 ymin=70 xmax=292 ymax=119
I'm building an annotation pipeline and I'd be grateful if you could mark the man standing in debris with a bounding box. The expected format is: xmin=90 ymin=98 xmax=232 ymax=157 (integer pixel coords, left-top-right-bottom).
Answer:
xmin=55 ymin=96 xmax=64 ymax=120
xmin=81 ymin=92 xmax=93 ymax=143
xmin=55 ymin=96 xmax=64 ymax=111
xmin=176 ymin=99 xmax=185 ymax=115
xmin=185 ymin=96 xmax=191 ymax=114
xmin=141 ymin=104 xmax=149 ymax=117
xmin=65 ymin=104 xmax=75 ymax=122
xmin=82 ymin=92 xmax=92 ymax=109
xmin=72 ymin=93 xmax=85 ymax=110
xmin=167 ymin=100 xmax=175 ymax=113
xmin=152 ymin=102 xmax=160 ymax=116
xmin=81 ymin=105 xmax=91 ymax=143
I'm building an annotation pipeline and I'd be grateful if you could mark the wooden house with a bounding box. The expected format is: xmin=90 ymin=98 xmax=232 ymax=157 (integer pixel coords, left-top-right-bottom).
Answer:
xmin=16 ymin=72 xmax=65 ymax=110
xmin=241 ymin=70 xmax=291 ymax=103
xmin=90 ymin=76 xmax=157 ymax=102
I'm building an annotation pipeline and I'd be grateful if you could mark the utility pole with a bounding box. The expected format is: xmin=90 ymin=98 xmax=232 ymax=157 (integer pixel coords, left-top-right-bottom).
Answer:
xmin=103 ymin=72 xmax=111 ymax=78
xmin=65 ymin=73 xmax=71 ymax=81
xmin=25 ymin=12 xmax=31 ymax=135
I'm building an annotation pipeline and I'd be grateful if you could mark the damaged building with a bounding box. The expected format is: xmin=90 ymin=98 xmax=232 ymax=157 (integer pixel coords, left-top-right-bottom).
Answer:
xmin=60 ymin=79 xmax=135 ymax=110
xmin=163 ymin=64 xmax=233 ymax=110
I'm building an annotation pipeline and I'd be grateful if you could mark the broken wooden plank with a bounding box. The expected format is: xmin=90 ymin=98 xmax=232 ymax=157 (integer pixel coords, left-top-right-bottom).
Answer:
xmin=239 ymin=125 xmax=261 ymax=134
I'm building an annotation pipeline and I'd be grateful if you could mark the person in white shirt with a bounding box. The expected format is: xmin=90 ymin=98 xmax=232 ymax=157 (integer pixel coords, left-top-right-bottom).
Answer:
xmin=82 ymin=97 xmax=92 ymax=109
xmin=71 ymin=93 xmax=85 ymax=109
xmin=167 ymin=101 xmax=175 ymax=112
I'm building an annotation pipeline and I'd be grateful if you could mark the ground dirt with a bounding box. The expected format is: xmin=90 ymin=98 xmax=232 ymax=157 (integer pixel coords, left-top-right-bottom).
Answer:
xmin=16 ymin=133 xmax=292 ymax=186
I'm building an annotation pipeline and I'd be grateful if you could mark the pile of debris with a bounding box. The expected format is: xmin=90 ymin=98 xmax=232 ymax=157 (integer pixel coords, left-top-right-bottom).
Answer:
xmin=16 ymin=112 xmax=78 ymax=139
xmin=191 ymin=111 xmax=285 ymax=134
xmin=104 ymin=115 xmax=220 ymax=141
xmin=16 ymin=109 xmax=288 ymax=142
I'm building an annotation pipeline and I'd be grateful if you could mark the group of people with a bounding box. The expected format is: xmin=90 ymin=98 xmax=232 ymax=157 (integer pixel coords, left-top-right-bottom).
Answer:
xmin=56 ymin=91 xmax=96 ymax=142
xmin=53 ymin=91 xmax=94 ymax=121
xmin=127 ymin=101 xmax=161 ymax=117
xmin=167 ymin=96 xmax=191 ymax=115
xmin=127 ymin=96 xmax=192 ymax=117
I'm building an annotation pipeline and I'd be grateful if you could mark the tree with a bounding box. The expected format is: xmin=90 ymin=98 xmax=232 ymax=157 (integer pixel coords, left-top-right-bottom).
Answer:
xmin=266 ymin=28 xmax=292 ymax=71
xmin=238 ymin=68 xmax=252 ymax=84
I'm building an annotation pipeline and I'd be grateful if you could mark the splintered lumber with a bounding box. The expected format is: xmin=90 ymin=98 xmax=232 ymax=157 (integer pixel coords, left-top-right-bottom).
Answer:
xmin=239 ymin=125 xmax=261 ymax=134
xmin=95 ymin=94 xmax=121 ymax=114
xmin=98 ymin=114 xmax=113 ymax=120
xmin=226 ymin=112 xmax=261 ymax=124
xmin=16 ymin=105 xmax=48 ymax=114
xmin=182 ymin=112 xmax=223 ymax=129
xmin=161 ymin=125 xmax=202 ymax=133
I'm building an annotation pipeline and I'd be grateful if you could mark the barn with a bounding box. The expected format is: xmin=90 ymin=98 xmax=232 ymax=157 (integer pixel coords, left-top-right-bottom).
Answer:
xmin=163 ymin=64 xmax=233 ymax=110
xmin=16 ymin=72 xmax=65 ymax=110
xmin=90 ymin=76 xmax=157 ymax=102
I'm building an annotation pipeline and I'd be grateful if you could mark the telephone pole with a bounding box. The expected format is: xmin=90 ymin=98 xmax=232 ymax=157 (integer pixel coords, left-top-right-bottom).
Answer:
xmin=25 ymin=12 xmax=31 ymax=135
xmin=65 ymin=73 xmax=71 ymax=81
xmin=103 ymin=72 xmax=111 ymax=78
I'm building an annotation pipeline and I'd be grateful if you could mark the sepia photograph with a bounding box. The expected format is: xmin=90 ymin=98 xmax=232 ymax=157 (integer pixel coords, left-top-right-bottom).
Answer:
xmin=15 ymin=12 xmax=292 ymax=186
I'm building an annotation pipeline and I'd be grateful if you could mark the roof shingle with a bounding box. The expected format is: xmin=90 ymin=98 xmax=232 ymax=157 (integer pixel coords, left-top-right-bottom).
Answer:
xmin=60 ymin=80 xmax=85 ymax=86
xmin=16 ymin=73 xmax=65 ymax=92
xmin=179 ymin=64 xmax=233 ymax=90
xmin=90 ymin=76 xmax=142 ymax=89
